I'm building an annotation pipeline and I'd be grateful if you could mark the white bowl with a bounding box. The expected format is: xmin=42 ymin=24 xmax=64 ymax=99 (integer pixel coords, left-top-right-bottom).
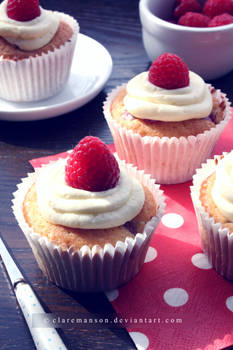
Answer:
xmin=139 ymin=0 xmax=233 ymax=80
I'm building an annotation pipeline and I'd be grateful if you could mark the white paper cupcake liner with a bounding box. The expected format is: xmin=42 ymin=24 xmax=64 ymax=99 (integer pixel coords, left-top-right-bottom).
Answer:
xmin=0 ymin=13 xmax=79 ymax=102
xmin=12 ymin=158 xmax=165 ymax=292
xmin=103 ymin=85 xmax=231 ymax=184
xmin=191 ymin=153 xmax=233 ymax=281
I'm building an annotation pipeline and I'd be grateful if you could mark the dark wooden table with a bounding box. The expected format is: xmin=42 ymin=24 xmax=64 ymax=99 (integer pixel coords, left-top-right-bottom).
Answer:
xmin=0 ymin=1 xmax=232 ymax=349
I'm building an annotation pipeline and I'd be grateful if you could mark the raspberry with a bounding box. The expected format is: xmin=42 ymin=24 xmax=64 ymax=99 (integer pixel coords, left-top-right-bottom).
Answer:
xmin=148 ymin=53 xmax=189 ymax=90
xmin=208 ymin=13 xmax=233 ymax=26
xmin=173 ymin=0 xmax=202 ymax=19
xmin=203 ymin=0 xmax=233 ymax=18
xmin=65 ymin=136 xmax=120 ymax=192
xmin=7 ymin=0 xmax=41 ymax=22
xmin=178 ymin=12 xmax=210 ymax=27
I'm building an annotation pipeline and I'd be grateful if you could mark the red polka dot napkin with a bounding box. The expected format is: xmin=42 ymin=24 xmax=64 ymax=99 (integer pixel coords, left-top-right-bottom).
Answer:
xmin=30 ymin=110 xmax=233 ymax=350
xmin=107 ymin=111 xmax=233 ymax=350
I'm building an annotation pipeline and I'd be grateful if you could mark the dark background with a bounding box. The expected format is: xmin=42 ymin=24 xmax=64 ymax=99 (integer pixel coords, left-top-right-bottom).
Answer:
xmin=0 ymin=0 xmax=232 ymax=349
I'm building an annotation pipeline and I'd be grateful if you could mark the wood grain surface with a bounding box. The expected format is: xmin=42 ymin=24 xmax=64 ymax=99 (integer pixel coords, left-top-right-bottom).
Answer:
xmin=0 ymin=0 xmax=233 ymax=349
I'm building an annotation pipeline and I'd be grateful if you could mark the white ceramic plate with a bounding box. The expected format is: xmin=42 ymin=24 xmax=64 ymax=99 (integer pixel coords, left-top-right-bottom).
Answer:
xmin=0 ymin=33 xmax=113 ymax=121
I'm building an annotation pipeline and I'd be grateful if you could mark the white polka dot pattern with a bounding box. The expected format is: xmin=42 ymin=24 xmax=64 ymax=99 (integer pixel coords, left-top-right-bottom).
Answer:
xmin=129 ymin=331 xmax=149 ymax=350
xmin=161 ymin=213 xmax=184 ymax=228
xmin=191 ymin=253 xmax=212 ymax=270
xmin=105 ymin=289 xmax=119 ymax=302
xmin=163 ymin=288 xmax=189 ymax=307
xmin=144 ymin=247 xmax=158 ymax=263
xmin=226 ymin=296 xmax=233 ymax=312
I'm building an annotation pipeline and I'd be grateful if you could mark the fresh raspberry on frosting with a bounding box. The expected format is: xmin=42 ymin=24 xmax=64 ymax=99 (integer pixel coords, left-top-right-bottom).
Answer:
xmin=65 ymin=136 xmax=120 ymax=192
xmin=178 ymin=12 xmax=210 ymax=26
xmin=203 ymin=0 xmax=233 ymax=18
xmin=208 ymin=13 xmax=233 ymax=26
xmin=173 ymin=0 xmax=202 ymax=19
xmin=148 ymin=53 xmax=189 ymax=90
xmin=7 ymin=0 xmax=41 ymax=22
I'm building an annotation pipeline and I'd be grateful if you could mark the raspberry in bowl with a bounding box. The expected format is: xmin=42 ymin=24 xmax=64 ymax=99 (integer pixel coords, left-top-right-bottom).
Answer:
xmin=0 ymin=0 xmax=79 ymax=101
xmin=139 ymin=0 xmax=233 ymax=79
xmin=103 ymin=53 xmax=231 ymax=184
xmin=12 ymin=136 xmax=165 ymax=292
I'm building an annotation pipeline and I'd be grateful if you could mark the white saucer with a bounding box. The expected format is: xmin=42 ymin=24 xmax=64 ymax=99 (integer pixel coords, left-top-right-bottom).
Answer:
xmin=0 ymin=33 xmax=113 ymax=121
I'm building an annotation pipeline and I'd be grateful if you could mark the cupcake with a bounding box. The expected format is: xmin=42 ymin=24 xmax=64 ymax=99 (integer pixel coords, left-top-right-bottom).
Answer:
xmin=0 ymin=0 xmax=79 ymax=101
xmin=104 ymin=53 xmax=231 ymax=184
xmin=191 ymin=151 xmax=233 ymax=281
xmin=12 ymin=136 xmax=165 ymax=292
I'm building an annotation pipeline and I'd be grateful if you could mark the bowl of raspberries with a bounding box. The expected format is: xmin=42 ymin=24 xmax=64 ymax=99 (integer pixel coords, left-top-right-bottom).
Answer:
xmin=139 ymin=0 xmax=233 ymax=79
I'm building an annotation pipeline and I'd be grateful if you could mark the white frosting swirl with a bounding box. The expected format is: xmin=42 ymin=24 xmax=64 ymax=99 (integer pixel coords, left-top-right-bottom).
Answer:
xmin=0 ymin=0 xmax=59 ymax=50
xmin=124 ymin=71 xmax=213 ymax=122
xmin=36 ymin=159 xmax=145 ymax=229
xmin=212 ymin=152 xmax=233 ymax=222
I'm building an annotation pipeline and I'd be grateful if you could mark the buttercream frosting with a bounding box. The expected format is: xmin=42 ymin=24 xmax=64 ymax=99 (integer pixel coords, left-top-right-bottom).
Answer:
xmin=0 ymin=0 xmax=59 ymax=50
xmin=124 ymin=71 xmax=213 ymax=122
xmin=36 ymin=158 xmax=145 ymax=229
xmin=212 ymin=152 xmax=233 ymax=222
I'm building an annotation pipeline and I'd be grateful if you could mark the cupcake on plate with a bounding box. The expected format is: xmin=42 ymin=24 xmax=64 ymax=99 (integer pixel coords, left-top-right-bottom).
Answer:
xmin=104 ymin=53 xmax=231 ymax=184
xmin=12 ymin=136 xmax=165 ymax=292
xmin=191 ymin=151 xmax=233 ymax=281
xmin=0 ymin=0 xmax=79 ymax=101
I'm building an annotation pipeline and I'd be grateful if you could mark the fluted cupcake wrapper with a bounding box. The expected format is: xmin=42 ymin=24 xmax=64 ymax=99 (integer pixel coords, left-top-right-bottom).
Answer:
xmin=12 ymin=158 xmax=165 ymax=292
xmin=191 ymin=153 xmax=233 ymax=281
xmin=0 ymin=13 xmax=79 ymax=102
xmin=103 ymin=85 xmax=231 ymax=184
